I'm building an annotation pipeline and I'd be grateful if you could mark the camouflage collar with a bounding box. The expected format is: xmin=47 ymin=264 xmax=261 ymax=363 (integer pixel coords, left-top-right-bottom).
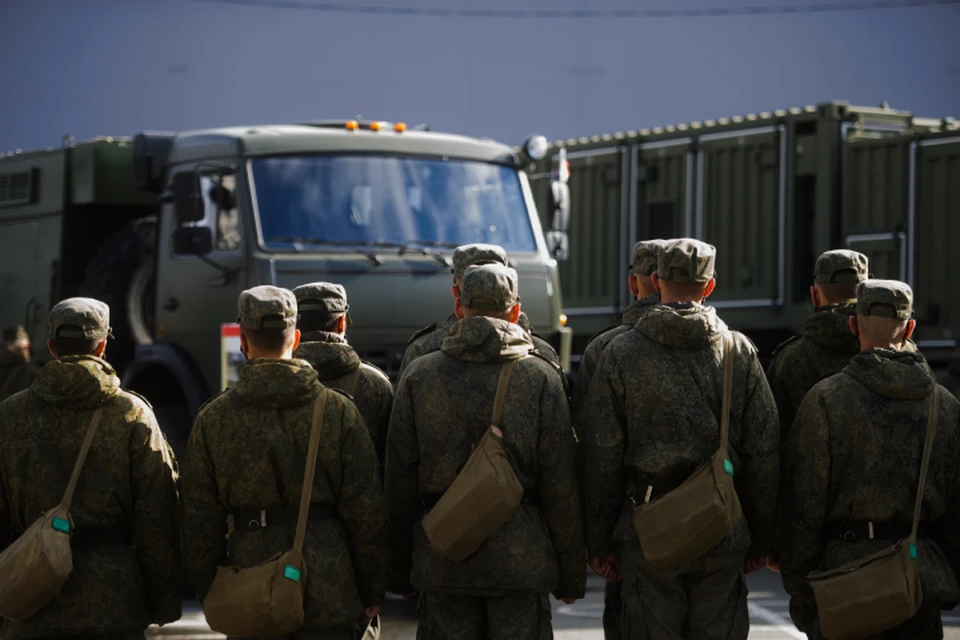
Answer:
xmin=843 ymin=348 xmax=934 ymax=401
xmin=441 ymin=316 xmax=533 ymax=363
xmin=32 ymin=355 xmax=119 ymax=410
xmin=233 ymin=358 xmax=321 ymax=408
xmin=802 ymin=302 xmax=859 ymax=355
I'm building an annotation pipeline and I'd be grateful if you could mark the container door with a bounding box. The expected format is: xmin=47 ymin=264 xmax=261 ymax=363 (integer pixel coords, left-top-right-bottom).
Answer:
xmin=554 ymin=147 xmax=625 ymax=316
xmin=695 ymin=126 xmax=785 ymax=308
xmin=913 ymin=136 xmax=960 ymax=348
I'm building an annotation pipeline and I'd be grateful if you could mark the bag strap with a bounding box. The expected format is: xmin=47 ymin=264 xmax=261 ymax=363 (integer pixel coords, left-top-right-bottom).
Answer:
xmin=60 ymin=407 xmax=104 ymax=510
xmin=293 ymin=388 xmax=328 ymax=554
xmin=720 ymin=334 xmax=735 ymax=450
xmin=910 ymin=390 xmax=940 ymax=541
xmin=491 ymin=358 xmax=520 ymax=428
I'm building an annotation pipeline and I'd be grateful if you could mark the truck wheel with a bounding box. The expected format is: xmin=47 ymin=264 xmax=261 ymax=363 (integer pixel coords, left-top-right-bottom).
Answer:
xmin=79 ymin=217 xmax=157 ymax=374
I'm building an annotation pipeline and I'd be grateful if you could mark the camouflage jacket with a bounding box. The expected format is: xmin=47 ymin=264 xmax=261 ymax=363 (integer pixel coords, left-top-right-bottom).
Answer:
xmin=779 ymin=349 xmax=960 ymax=631
xmin=938 ymin=355 xmax=960 ymax=401
xmin=398 ymin=312 xmax=560 ymax=380
xmin=385 ymin=316 xmax=585 ymax=598
xmin=181 ymin=359 xmax=387 ymax=631
xmin=765 ymin=302 xmax=859 ymax=443
xmin=572 ymin=295 xmax=658 ymax=419
xmin=0 ymin=356 xmax=181 ymax=638
xmin=0 ymin=347 xmax=40 ymax=403
xmin=581 ymin=303 xmax=780 ymax=558
xmin=295 ymin=332 xmax=393 ymax=470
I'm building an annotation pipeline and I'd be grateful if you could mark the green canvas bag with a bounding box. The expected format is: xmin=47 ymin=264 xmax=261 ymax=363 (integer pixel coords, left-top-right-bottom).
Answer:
xmin=422 ymin=358 xmax=525 ymax=562
xmin=202 ymin=388 xmax=327 ymax=637
xmin=0 ymin=407 xmax=104 ymax=622
xmin=806 ymin=390 xmax=939 ymax=640
xmin=632 ymin=334 xmax=743 ymax=569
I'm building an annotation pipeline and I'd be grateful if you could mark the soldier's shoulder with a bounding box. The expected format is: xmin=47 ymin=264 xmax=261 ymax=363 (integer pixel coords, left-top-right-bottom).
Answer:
xmin=359 ymin=361 xmax=392 ymax=385
xmin=119 ymin=388 xmax=154 ymax=411
xmin=726 ymin=329 xmax=760 ymax=355
xmin=771 ymin=334 xmax=802 ymax=359
xmin=195 ymin=388 xmax=233 ymax=420
xmin=406 ymin=323 xmax=438 ymax=346
xmin=584 ymin=324 xmax=622 ymax=349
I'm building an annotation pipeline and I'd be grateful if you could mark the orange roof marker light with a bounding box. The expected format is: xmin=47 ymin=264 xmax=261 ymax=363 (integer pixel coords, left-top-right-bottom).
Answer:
xmin=370 ymin=121 xmax=382 ymax=131
xmin=394 ymin=122 xmax=407 ymax=133
xmin=345 ymin=120 xmax=359 ymax=131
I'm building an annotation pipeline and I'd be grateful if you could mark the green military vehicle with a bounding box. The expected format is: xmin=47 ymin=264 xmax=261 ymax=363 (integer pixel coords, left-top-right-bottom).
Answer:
xmin=0 ymin=121 xmax=572 ymax=454
xmin=526 ymin=101 xmax=959 ymax=368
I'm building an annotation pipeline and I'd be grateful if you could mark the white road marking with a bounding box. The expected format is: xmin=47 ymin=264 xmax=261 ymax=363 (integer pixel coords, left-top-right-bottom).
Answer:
xmin=747 ymin=601 xmax=806 ymax=640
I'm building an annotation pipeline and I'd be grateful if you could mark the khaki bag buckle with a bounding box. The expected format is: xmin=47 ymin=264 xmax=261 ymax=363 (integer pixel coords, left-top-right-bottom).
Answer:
xmin=247 ymin=510 xmax=267 ymax=531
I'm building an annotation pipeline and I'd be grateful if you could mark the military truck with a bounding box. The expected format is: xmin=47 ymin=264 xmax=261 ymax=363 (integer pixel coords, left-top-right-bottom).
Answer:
xmin=526 ymin=101 xmax=959 ymax=367
xmin=0 ymin=121 xmax=572 ymax=454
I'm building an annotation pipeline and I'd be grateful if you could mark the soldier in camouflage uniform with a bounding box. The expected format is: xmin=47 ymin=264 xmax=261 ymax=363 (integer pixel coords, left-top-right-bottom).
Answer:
xmin=571 ymin=238 xmax=664 ymax=640
xmin=385 ymin=263 xmax=585 ymax=639
xmin=0 ymin=325 xmax=40 ymax=402
xmin=938 ymin=346 xmax=960 ymax=400
xmin=397 ymin=243 xmax=560 ymax=378
xmin=766 ymin=250 xmax=868 ymax=442
xmin=0 ymin=298 xmax=182 ymax=639
xmin=181 ymin=286 xmax=387 ymax=640
xmin=293 ymin=282 xmax=393 ymax=469
xmin=779 ymin=280 xmax=960 ymax=639
xmin=582 ymin=239 xmax=780 ymax=640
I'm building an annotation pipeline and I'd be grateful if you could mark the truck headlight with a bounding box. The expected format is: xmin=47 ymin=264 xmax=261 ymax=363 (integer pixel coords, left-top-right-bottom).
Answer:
xmin=524 ymin=135 xmax=548 ymax=161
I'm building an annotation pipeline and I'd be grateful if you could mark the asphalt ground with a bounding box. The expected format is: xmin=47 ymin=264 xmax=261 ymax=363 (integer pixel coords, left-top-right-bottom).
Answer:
xmin=148 ymin=570 xmax=960 ymax=639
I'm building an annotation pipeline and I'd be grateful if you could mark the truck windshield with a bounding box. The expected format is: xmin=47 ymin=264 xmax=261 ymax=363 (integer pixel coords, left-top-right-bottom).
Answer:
xmin=252 ymin=155 xmax=537 ymax=252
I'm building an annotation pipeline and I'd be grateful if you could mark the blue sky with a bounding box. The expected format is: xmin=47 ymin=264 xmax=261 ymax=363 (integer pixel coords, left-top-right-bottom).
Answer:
xmin=1 ymin=0 xmax=957 ymax=151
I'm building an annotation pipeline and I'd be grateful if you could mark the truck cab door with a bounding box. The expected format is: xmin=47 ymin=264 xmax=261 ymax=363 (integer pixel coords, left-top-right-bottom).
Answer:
xmin=154 ymin=173 xmax=246 ymax=395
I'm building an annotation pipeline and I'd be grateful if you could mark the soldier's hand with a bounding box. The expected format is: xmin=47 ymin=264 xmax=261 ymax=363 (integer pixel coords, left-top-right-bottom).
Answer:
xmin=588 ymin=555 xmax=621 ymax=582
xmin=560 ymin=598 xmax=578 ymax=605
xmin=363 ymin=605 xmax=381 ymax=619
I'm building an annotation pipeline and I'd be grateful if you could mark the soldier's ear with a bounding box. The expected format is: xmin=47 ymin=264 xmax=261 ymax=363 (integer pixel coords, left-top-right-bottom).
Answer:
xmin=454 ymin=297 xmax=466 ymax=320
xmin=46 ymin=339 xmax=57 ymax=360
xmin=94 ymin=340 xmax=107 ymax=358
xmin=903 ymin=319 xmax=916 ymax=344
xmin=508 ymin=303 xmax=522 ymax=324
xmin=291 ymin=329 xmax=302 ymax=352
xmin=627 ymin=273 xmax=639 ymax=297
xmin=701 ymin=278 xmax=717 ymax=300
xmin=650 ymin=272 xmax=662 ymax=293
xmin=848 ymin=316 xmax=858 ymax=336
xmin=810 ymin=286 xmax=820 ymax=308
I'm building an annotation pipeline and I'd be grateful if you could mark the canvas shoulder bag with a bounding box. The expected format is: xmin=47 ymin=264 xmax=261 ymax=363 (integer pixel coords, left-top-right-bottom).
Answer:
xmin=806 ymin=390 xmax=939 ymax=640
xmin=0 ymin=407 xmax=104 ymax=622
xmin=202 ymin=388 xmax=328 ymax=637
xmin=632 ymin=334 xmax=744 ymax=569
xmin=422 ymin=358 xmax=526 ymax=562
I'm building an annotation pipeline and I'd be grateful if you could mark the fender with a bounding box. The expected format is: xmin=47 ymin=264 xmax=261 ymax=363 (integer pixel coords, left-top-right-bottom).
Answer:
xmin=122 ymin=342 xmax=210 ymax=419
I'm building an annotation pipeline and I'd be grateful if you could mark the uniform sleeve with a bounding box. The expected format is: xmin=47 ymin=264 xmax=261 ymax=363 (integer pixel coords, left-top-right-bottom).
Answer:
xmin=736 ymin=349 xmax=781 ymax=555
xmin=537 ymin=369 xmax=586 ymax=600
xmin=180 ymin=415 xmax=228 ymax=602
xmin=571 ymin=339 xmax=600 ymax=422
xmin=931 ymin=394 xmax=960 ymax=588
xmin=373 ymin=377 xmax=394 ymax=475
xmin=129 ymin=406 xmax=183 ymax=625
xmin=580 ymin=345 xmax=627 ymax=559
xmin=532 ymin=336 xmax=561 ymax=366
xmin=765 ymin=352 xmax=795 ymax=444
xmin=778 ymin=388 xmax=831 ymax=633
xmin=383 ymin=374 xmax=419 ymax=593
xmin=335 ymin=399 xmax=389 ymax=607
xmin=397 ymin=342 xmax=421 ymax=381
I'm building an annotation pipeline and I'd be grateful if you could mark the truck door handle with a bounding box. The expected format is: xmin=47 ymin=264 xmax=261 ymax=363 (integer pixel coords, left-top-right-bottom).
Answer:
xmin=163 ymin=297 xmax=180 ymax=312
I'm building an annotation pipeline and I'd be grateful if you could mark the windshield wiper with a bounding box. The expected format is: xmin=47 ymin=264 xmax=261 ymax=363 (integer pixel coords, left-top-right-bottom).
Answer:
xmin=264 ymin=237 xmax=383 ymax=266
xmin=369 ymin=241 xmax=452 ymax=268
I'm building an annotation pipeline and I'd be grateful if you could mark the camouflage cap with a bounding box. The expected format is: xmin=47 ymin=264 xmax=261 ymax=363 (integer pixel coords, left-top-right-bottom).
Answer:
xmin=237 ymin=285 xmax=297 ymax=330
xmin=460 ymin=263 xmax=520 ymax=312
xmin=856 ymin=279 xmax=913 ymax=320
xmin=814 ymin=249 xmax=869 ymax=284
xmin=292 ymin=282 xmax=349 ymax=314
xmin=2 ymin=325 xmax=29 ymax=344
xmin=631 ymin=239 xmax=668 ymax=275
xmin=656 ymin=238 xmax=716 ymax=283
xmin=48 ymin=297 xmax=112 ymax=340
xmin=452 ymin=243 xmax=509 ymax=279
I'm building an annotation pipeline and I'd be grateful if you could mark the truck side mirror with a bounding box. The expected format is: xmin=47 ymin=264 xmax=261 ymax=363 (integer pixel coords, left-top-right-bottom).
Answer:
xmin=550 ymin=180 xmax=570 ymax=232
xmin=173 ymin=172 xmax=205 ymax=225
xmin=173 ymin=227 xmax=213 ymax=255
xmin=546 ymin=230 xmax=569 ymax=261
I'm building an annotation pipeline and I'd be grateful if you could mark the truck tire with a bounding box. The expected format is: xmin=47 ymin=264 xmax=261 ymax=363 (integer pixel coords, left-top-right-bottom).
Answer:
xmin=79 ymin=217 xmax=157 ymax=374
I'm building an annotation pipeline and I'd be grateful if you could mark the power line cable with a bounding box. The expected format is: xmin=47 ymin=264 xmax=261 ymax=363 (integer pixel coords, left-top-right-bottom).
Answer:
xmin=192 ymin=0 xmax=960 ymax=18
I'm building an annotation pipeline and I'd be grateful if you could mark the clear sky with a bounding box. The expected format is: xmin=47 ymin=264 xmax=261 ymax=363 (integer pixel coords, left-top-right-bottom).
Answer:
xmin=0 ymin=0 xmax=957 ymax=152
